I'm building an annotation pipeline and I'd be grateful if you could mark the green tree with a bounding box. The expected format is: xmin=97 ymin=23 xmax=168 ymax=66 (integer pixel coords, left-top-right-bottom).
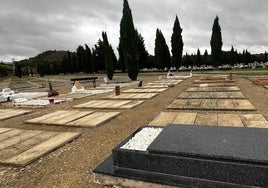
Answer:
xmin=203 ymin=49 xmax=209 ymax=65
xmin=85 ymin=44 xmax=94 ymax=73
xmin=210 ymin=16 xmax=223 ymax=67
xmin=195 ymin=48 xmax=202 ymax=67
xmin=264 ymin=51 xmax=268 ymax=62
xmin=102 ymin=31 xmax=114 ymax=80
xmin=14 ymin=62 xmax=22 ymax=78
xmin=155 ymin=29 xmax=171 ymax=70
xmin=76 ymin=45 xmax=85 ymax=72
xmin=229 ymin=46 xmax=235 ymax=66
xmin=136 ymin=30 xmax=149 ymax=69
xmin=119 ymin=0 xmax=139 ymax=80
xmin=171 ymin=15 xmax=183 ymax=69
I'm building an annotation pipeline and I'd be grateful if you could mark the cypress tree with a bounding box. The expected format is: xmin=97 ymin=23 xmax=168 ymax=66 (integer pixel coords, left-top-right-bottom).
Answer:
xmin=171 ymin=15 xmax=183 ymax=69
xmin=102 ymin=32 xmax=114 ymax=80
xmin=196 ymin=48 xmax=202 ymax=67
xmin=230 ymin=46 xmax=235 ymax=66
xmin=210 ymin=16 xmax=223 ymax=67
xmin=264 ymin=51 xmax=268 ymax=62
xmin=76 ymin=45 xmax=85 ymax=72
xmin=203 ymin=50 xmax=209 ymax=66
xmin=14 ymin=62 xmax=22 ymax=78
xmin=119 ymin=0 xmax=139 ymax=80
xmin=136 ymin=30 xmax=149 ymax=69
xmin=85 ymin=44 xmax=94 ymax=73
xmin=155 ymin=29 xmax=171 ymax=70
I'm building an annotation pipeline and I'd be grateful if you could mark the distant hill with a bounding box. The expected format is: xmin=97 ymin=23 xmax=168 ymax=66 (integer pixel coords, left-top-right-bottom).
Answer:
xmin=18 ymin=50 xmax=68 ymax=66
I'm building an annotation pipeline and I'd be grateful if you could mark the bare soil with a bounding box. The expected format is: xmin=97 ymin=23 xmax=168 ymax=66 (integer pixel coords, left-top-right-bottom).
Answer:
xmin=0 ymin=74 xmax=267 ymax=188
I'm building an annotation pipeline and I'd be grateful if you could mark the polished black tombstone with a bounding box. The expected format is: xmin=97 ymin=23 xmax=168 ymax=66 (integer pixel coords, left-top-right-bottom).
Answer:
xmin=94 ymin=125 xmax=268 ymax=187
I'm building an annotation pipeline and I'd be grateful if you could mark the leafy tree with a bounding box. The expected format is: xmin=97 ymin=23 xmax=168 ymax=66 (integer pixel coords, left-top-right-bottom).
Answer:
xmin=118 ymin=42 xmax=126 ymax=72
xmin=102 ymin=31 xmax=114 ymax=80
xmin=203 ymin=50 xmax=209 ymax=65
xmin=195 ymin=48 xmax=202 ymax=67
xmin=14 ymin=62 xmax=22 ymax=78
xmin=92 ymin=40 xmax=105 ymax=72
xmin=136 ymin=29 xmax=148 ymax=69
xmin=119 ymin=0 xmax=139 ymax=80
xmin=76 ymin=45 xmax=85 ymax=72
xmin=210 ymin=16 xmax=223 ymax=67
xmin=229 ymin=46 xmax=235 ymax=66
xmin=85 ymin=44 xmax=94 ymax=73
xmin=155 ymin=29 xmax=171 ymax=70
xmin=171 ymin=15 xmax=183 ymax=69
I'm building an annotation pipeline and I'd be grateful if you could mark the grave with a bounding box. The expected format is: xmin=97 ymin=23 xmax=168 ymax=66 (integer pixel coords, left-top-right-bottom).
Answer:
xmin=179 ymin=91 xmax=245 ymax=99
xmin=149 ymin=112 xmax=268 ymax=128
xmin=167 ymin=99 xmax=255 ymax=111
xmin=0 ymin=109 xmax=32 ymax=121
xmin=186 ymin=86 xmax=240 ymax=92
xmin=122 ymin=88 xmax=167 ymax=93
xmin=26 ymin=110 xmax=120 ymax=127
xmin=0 ymin=128 xmax=80 ymax=166
xmin=105 ymin=93 xmax=158 ymax=99
xmin=193 ymin=83 xmax=236 ymax=87
xmin=94 ymin=125 xmax=268 ymax=187
xmin=74 ymin=100 xmax=144 ymax=109
xmin=193 ymin=79 xmax=235 ymax=84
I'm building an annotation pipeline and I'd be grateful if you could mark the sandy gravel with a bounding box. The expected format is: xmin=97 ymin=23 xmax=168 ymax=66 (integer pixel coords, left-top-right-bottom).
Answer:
xmin=0 ymin=74 xmax=267 ymax=188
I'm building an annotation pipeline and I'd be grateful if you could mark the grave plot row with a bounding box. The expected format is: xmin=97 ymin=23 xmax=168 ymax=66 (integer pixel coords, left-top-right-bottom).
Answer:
xmin=0 ymin=109 xmax=32 ymax=121
xmin=186 ymin=86 xmax=240 ymax=92
xmin=149 ymin=112 xmax=268 ymax=128
xmin=179 ymin=91 xmax=245 ymax=99
xmin=74 ymin=100 xmax=143 ymax=109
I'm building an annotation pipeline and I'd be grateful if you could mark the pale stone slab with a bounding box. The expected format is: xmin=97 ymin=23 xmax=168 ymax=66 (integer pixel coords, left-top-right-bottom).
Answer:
xmin=106 ymin=93 xmax=158 ymax=99
xmin=27 ymin=110 xmax=93 ymax=125
xmin=193 ymin=83 xmax=236 ymax=87
xmin=0 ymin=109 xmax=32 ymax=121
xmin=218 ymin=114 xmax=244 ymax=127
xmin=67 ymin=112 xmax=120 ymax=127
xmin=122 ymin=88 xmax=167 ymax=93
xmin=0 ymin=128 xmax=11 ymax=134
xmin=179 ymin=92 xmax=244 ymax=99
xmin=168 ymin=99 xmax=255 ymax=111
xmin=0 ymin=130 xmax=80 ymax=166
xmin=241 ymin=114 xmax=268 ymax=128
xmin=142 ymin=85 xmax=169 ymax=88
xmin=0 ymin=129 xmax=25 ymax=142
xmin=74 ymin=100 xmax=143 ymax=109
xmin=195 ymin=113 xmax=218 ymax=126
xmin=193 ymin=79 xmax=235 ymax=84
xmin=149 ymin=112 xmax=197 ymax=126
xmin=186 ymin=86 xmax=240 ymax=92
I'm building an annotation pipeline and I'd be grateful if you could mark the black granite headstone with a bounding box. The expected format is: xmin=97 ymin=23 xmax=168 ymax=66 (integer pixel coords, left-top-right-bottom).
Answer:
xmin=94 ymin=125 xmax=268 ymax=187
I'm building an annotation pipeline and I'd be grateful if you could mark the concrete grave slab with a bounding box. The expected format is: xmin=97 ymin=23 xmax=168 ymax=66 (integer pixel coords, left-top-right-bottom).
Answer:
xmin=26 ymin=110 xmax=120 ymax=127
xmin=149 ymin=112 xmax=197 ymax=126
xmin=186 ymin=86 xmax=240 ymax=92
xmin=241 ymin=114 xmax=268 ymax=128
xmin=67 ymin=112 xmax=121 ymax=127
xmin=74 ymin=100 xmax=143 ymax=109
xmin=167 ymin=99 xmax=255 ymax=111
xmin=193 ymin=79 xmax=235 ymax=84
xmin=0 ymin=128 xmax=80 ymax=166
xmin=105 ymin=93 xmax=158 ymax=99
xmin=0 ymin=109 xmax=32 ymax=121
xmin=94 ymin=125 xmax=268 ymax=187
xmin=122 ymin=88 xmax=168 ymax=93
xmin=149 ymin=112 xmax=267 ymax=127
xmin=179 ymin=91 xmax=245 ymax=99
xmin=193 ymin=83 xmax=236 ymax=87
xmin=141 ymin=85 xmax=169 ymax=88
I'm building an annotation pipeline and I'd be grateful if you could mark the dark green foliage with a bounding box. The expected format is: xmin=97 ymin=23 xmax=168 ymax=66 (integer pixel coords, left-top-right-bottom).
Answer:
xmin=102 ymin=31 xmax=114 ymax=80
xmin=85 ymin=44 xmax=94 ymax=73
xmin=203 ymin=50 xmax=209 ymax=65
xmin=92 ymin=39 xmax=105 ymax=72
xmin=118 ymin=43 xmax=126 ymax=72
xmin=183 ymin=53 xmax=194 ymax=67
xmin=210 ymin=16 xmax=223 ymax=67
xmin=119 ymin=0 xmax=139 ymax=80
xmin=155 ymin=29 xmax=171 ymax=70
xmin=14 ymin=62 xmax=22 ymax=78
xmin=195 ymin=48 xmax=202 ymax=67
xmin=0 ymin=65 xmax=8 ymax=76
xmin=171 ymin=15 xmax=183 ymax=69
xmin=136 ymin=30 xmax=149 ymax=69
xmin=76 ymin=45 xmax=86 ymax=72
xmin=229 ymin=46 xmax=235 ymax=66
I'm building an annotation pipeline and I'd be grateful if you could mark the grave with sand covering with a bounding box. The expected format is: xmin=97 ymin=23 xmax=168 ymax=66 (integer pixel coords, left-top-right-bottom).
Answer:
xmin=105 ymin=93 xmax=158 ymax=99
xmin=193 ymin=83 xmax=236 ymax=87
xmin=74 ymin=100 xmax=143 ymax=109
xmin=179 ymin=91 xmax=245 ymax=99
xmin=167 ymin=99 xmax=255 ymax=111
xmin=0 ymin=128 xmax=80 ymax=166
xmin=26 ymin=110 xmax=120 ymax=127
xmin=94 ymin=125 xmax=268 ymax=187
xmin=149 ymin=112 xmax=268 ymax=128
xmin=0 ymin=109 xmax=32 ymax=120
xmin=186 ymin=86 xmax=240 ymax=92
xmin=122 ymin=88 xmax=167 ymax=93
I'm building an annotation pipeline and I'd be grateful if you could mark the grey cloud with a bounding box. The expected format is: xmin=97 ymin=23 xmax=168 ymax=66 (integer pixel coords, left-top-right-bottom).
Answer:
xmin=0 ymin=0 xmax=267 ymax=62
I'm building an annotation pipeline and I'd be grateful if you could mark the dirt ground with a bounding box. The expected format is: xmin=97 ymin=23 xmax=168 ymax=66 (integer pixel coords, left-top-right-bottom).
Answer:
xmin=0 ymin=74 xmax=267 ymax=188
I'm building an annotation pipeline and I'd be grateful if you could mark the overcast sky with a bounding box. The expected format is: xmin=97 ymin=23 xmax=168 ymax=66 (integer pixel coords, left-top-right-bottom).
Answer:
xmin=0 ymin=0 xmax=267 ymax=62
